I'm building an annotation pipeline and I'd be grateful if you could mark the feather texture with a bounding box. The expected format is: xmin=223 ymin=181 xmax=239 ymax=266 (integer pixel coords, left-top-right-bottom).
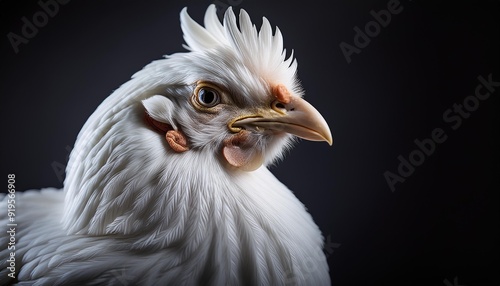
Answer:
xmin=0 ymin=5 xmax=330 ymax=285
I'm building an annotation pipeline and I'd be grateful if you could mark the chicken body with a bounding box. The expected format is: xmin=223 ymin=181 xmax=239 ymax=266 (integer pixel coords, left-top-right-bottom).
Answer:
xmin=1 ymin=5 xmax=332 ymax=285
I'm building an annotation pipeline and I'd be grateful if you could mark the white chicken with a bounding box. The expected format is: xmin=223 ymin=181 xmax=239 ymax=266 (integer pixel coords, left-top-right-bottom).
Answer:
xmin=1 ymin=5 xmax=333 ymax=285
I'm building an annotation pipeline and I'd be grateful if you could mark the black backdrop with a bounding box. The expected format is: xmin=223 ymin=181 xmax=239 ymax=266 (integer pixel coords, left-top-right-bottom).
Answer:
xmin=1 ymin=1 xmax=499 ymax=285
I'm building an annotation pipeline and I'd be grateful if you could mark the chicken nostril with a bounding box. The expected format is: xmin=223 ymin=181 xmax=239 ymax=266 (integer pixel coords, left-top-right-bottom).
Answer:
xmin=272 ymin=101 xmax=289 ymax=114
xmin=275 ymin=102 xmax=286 ymax=109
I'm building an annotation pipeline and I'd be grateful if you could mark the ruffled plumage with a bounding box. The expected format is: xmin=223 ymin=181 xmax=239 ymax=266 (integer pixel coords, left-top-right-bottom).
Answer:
xmin=0 ymin=5 xmax=330 ymax=285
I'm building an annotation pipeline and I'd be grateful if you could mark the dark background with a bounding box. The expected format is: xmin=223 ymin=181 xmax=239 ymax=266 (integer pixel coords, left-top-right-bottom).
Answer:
xmin=1 ymin=0 xmax=499 ymax=285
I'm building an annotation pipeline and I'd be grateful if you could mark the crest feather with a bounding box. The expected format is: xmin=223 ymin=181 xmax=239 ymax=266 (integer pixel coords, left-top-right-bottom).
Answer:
xmin=180 ymin=5 xmax=298 ymax=85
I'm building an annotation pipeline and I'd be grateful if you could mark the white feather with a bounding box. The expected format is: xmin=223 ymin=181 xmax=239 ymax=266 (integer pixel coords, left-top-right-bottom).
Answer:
xmin=142 ymin=95 xmax=179 ymax=129
xmin=0 ymin=5 xmax=330 ymax=285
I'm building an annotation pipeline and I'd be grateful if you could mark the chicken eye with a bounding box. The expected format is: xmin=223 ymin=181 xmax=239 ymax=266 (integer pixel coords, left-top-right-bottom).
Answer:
xmin=197 ymin=87 xmax=220 ymax=107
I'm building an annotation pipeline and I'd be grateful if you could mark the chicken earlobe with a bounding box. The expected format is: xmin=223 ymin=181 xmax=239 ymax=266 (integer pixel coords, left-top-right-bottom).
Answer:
xmin=166 ymin=130 xmax=189 ymax=152
xmin=144 ymin=111 xmax=189 ymax=152
xmin=223 ymin=130 xmax=264 ymax=171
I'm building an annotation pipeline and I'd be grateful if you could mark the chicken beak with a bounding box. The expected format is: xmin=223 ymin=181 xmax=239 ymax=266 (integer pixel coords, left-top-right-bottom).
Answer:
xmin=231 ymin=96 xmax=333 ymax=145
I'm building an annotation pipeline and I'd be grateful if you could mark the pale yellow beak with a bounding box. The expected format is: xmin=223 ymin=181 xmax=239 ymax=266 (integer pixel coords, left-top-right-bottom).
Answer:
xmin=231 ymin=96 xmax=333 ymax=145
